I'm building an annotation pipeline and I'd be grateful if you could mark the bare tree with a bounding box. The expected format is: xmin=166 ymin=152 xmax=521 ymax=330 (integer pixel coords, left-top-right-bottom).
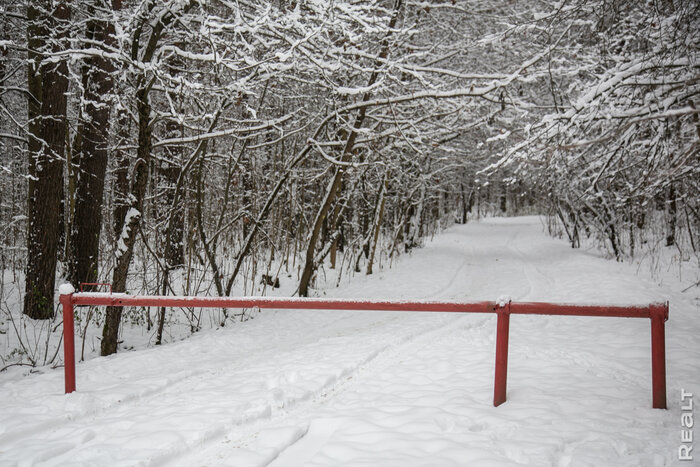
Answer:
xmin=24 ymin=0 xmax=71 ymax=319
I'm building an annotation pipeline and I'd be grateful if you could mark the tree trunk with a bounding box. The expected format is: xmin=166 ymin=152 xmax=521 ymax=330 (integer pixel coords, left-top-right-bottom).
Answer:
xmin=298 ymin=0 xmax=403 ymax=296
xmin=156 ymin=269 xmax=169 ymax=345
xmin=608 ymin=222 xmax=621 ymax=261
xmin=25 ymin=4 xmax=43 ymax=242
xmin=154 ymin=50 xmax=186 ymax=337
xmin=329 ymin=197 xmax=341 ymax=269
xmin=459 ymin=182 xmax=468 ymax=224
xmin=299 ymin=165 xmax=350 ymax=296
xmin=162 ymin=158 xmax=185 ymax=268
xmin=101 ymin=0 xmax=194 ymax=355
xmin=366 ymin=172 xmax=388 ymax=275
xmin=101 ymin=91 xmax=152 ymax=355
xmin=113 ymin=124 xmax=130 ymax=240
xmin=406 ymin=184 xmax=425 ymax=250
xmin=70 ymin=3 xmax=117 ymax=287
xmin=23 ymin=1 xmax=71 ymax=320
xmin=666 ymin=185 xmax=676 ymax=247
xmin=499 ymin=183 xmax=507 ymax=213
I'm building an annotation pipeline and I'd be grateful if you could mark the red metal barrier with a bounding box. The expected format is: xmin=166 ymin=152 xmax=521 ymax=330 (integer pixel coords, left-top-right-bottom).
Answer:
xmin=493 ymin=302 xmax=510 ymax=407
xmin=58 ymin=289 xmax=668 ymax=409
xmin=59 ymin=291 xmax=76 ymax=394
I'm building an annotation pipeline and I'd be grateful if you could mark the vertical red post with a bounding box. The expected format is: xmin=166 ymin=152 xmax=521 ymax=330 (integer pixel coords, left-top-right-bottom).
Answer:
xmin=493 ymin=301 xmax=510 ymax=407
xmin=650 ymin=302 xmax=668 ymax=409
xmin=60 ymin=288 xmax=76 ymax=394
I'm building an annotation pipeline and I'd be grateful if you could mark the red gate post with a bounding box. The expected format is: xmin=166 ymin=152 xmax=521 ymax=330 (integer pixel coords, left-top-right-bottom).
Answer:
xmin=650 ymin=302 xmax=668 ymax=409
xmin=493 ymin=301 xmax=511 ymax=407
xmin=59 ymin=285 xmax=76 ymax=394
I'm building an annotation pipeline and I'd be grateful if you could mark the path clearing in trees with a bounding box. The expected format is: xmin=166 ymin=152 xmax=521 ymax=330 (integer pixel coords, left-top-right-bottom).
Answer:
xmin=1 ymin=216 xmax=698 ymax=466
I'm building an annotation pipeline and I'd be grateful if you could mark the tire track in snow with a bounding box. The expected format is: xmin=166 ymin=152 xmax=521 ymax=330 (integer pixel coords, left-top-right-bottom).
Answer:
xmin=505 ymin=228 xmax=556 ymax=301
xmin=422 ymin=251 xmax=471 ymax=299
xmin=165 ymin=313 xmax=491 ymax=467
xmin=501 ymin=226 xmax=650 ymax=405
xmin=0 ymin=311 xmax=405 ymax=448
xmin=153 ymin=241 xmax=486 ymax=466
xmin=1 ymin=232 xmax=480 ymax=461
xmin=265 ymin=318 xmax=496 ymax=467
xmin=156 ymin=316 xmax=473 ymax=465
xmin=0 ymin=311 xmax=471 ymax=465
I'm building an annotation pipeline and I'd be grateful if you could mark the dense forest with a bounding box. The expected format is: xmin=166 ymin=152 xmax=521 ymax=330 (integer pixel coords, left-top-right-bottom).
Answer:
xmin=0 ymin=1 xmax=698 ymax=358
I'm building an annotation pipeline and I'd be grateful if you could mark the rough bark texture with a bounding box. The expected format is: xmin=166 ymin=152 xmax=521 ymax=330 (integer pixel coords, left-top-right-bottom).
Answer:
xmin=70 ymin=4 xmax=117 ymax=287
xmin=25 ymin=4 xmax=43 ymax=232
xmin=23 ymin=1 xmax=71 ymax=320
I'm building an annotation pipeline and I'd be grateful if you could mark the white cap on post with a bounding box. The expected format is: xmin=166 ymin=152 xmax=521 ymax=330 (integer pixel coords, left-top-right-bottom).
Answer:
xmin=58 ymin=283 xmax=75 ymax=295
xmin=496 ymin=295 xmax=511 ymax=307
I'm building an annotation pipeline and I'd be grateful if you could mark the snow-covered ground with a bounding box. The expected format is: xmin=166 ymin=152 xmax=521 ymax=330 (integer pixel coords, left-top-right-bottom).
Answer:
xmin=1 ymin=216 xmax=698 ymax=466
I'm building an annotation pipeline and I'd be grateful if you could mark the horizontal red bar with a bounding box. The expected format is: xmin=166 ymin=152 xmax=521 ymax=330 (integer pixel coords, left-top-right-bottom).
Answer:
xmin=509 ymin=302 xmax=661 ymax=319
xmin=66 ymin=293 xmax=664 ymax=319
xmin=71 ymin=294 xmax=496 ymax=313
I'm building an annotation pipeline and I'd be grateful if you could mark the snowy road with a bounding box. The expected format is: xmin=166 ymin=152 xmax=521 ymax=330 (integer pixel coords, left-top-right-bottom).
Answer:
xmin=1 ymin=217 xmax=698 ymax=466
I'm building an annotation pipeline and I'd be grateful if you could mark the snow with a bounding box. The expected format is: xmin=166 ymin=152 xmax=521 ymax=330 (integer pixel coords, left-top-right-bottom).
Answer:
xmin=486 ymin=130 xmax=511 ymax=143
xmin=497 ymin=295 xmax=511 ymax=307
xmin=58 ymin=283 xmax=75 ymax=296
xmin=336 ymin=82 xmax=383 ymax=96
xmin=116 ymin=207 xmax=140 ymax=256
xmin=1 ymin=216 xmax=698 ymax=466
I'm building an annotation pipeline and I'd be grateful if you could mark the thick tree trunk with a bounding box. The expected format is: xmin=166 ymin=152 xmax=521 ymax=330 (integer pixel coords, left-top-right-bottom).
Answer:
xmin=70 ymin=5 xmax=117 ymax=287
xmin=23 ymin=1 xmax=71 ymax=320
xmin=25 ymin=4 xmax=43 ymax=236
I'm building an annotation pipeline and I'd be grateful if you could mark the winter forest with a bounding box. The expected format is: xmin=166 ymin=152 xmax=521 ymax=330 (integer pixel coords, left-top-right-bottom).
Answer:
xmin=0 ymin=0 xmax=698 ymax=367
xmin=1 ymin=1 xmax=700 ymax=464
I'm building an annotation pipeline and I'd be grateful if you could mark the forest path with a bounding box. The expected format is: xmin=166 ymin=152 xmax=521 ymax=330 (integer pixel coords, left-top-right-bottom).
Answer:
xmin=183 ymin=217 xmax=693 ymax=466
xmin=0 ymin=216 xmax=697 ymax=466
